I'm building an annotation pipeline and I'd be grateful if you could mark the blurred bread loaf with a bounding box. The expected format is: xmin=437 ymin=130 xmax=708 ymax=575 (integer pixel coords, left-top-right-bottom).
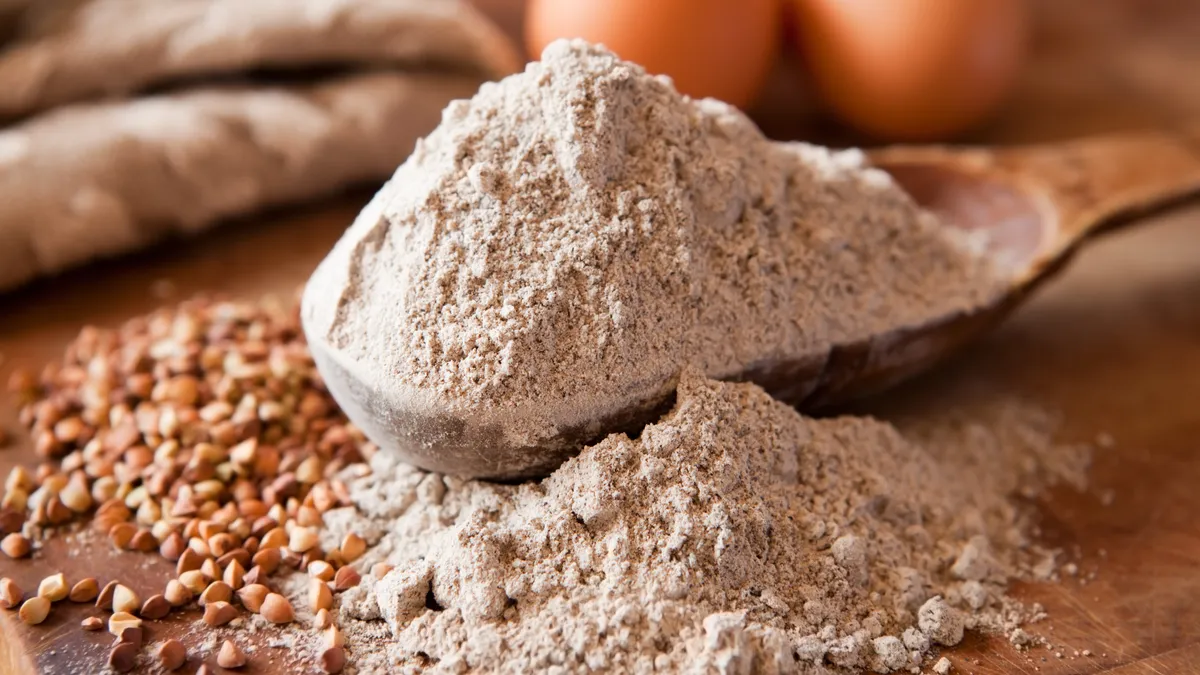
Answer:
xmin=0 ymin=0 xmax=520 ymax=291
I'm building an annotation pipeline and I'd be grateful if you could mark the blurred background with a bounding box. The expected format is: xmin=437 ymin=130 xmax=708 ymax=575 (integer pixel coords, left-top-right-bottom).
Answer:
xmin=0 ymin=0 xmax=1197 ymax=300
xmin=486 ymin=0 xmax=1200 ymax=144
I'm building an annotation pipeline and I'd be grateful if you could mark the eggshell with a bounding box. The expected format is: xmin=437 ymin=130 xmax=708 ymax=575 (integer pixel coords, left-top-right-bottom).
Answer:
xmin=525 ymin=0 xmax=783 ymax=109
xmin=791 ymin=0 xmax=1028 ymax=140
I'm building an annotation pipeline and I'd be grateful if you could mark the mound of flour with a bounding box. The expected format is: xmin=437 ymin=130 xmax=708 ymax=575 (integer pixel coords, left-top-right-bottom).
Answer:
xmin=303 ymin=40 xmax=1000 ymax=469
xmin=327 ymin=374 xmax=1078 ymax=674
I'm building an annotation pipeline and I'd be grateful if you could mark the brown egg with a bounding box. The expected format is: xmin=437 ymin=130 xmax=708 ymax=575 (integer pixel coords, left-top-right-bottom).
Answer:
xmin=790 ymin=0 xmax=1028 ymax=140
xmin=525 ymin=0 xmax=783 ymax=110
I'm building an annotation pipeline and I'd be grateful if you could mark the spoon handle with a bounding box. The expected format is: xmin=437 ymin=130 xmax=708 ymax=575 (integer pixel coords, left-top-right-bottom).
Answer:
xmin=992 ymin=124 xmax=1200 ymax=247
xmin=874 ymin=125 xmax=1200 ymax=283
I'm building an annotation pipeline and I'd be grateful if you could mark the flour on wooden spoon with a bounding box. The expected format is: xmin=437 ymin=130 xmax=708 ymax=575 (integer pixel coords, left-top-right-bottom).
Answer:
xmin=303 ymin=40 xmax=1001 ymax=472
xmin=300 ymin=40 xmax=1082 ymax=673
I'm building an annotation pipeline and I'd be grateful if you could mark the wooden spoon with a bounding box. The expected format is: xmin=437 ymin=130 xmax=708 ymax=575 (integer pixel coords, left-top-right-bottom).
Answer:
xmin=814 ymin=125 xmax=1200 ymax=404
xmin=307 ymin=127 xmax=1200 ymax=479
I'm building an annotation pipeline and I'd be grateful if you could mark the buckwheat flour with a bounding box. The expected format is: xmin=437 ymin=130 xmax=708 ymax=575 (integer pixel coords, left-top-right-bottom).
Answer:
xmin=303 ymin=40 xmax=1002 ymax=478
xmin=324 ymin=372 xmax=1085 ymax=674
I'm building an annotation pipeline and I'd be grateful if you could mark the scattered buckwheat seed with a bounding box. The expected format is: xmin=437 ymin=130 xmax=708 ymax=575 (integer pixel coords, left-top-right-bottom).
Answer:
xmin=157 ymin=639 xmax=188 ymax=671
xmin=260 ymin=593 xmax=294 ymax=624
xmin=217 ymin=640 xmax=247 ymax=669
xmin=68 ymin=578 xmax=99 ymax=603
xmin=108 ymin=611 xmax=142 ymax=636
xmin=19 ymin=596 xmax=51 ymax=625
xmin=37 ymin=573 xmax=69 ymax=602
xmin=203 ymin=601 xmax=238 ymax=627
xmin=112 ymin=584 xmax=140 ymax=614
xmin=108 ymin=642 xmax=139 ymax=673
xmin=0 ymin=577 xmax=23 ymax=609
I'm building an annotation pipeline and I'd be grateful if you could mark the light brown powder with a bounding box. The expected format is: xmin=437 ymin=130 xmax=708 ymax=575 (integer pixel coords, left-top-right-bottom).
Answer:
xmin=297 ymin=39 xmax=1075 ymax=672
xmin=302 ymin=40 xmax=1000 ymax=477
xmin=331 ymin=373 xmax=1086 ymax=674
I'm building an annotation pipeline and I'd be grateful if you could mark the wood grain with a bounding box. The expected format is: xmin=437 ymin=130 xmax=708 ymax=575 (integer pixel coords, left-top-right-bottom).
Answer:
xmin=2 ymin=1 xmax=1199 ymax=673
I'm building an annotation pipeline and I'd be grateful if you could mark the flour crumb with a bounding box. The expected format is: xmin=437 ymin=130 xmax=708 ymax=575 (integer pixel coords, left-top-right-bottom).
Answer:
xmin=919 ymin=597 xmax=965 ymax=646
xmin=933 ymin=656 xmax=953 ymax=674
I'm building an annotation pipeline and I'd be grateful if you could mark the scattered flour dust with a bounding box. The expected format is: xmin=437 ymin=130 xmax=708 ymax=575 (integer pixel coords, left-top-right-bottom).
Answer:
xmin=322 ymin=373 xmax=1087 ymax=674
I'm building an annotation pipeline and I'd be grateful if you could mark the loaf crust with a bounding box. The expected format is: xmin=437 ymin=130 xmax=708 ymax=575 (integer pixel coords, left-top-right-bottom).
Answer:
xmin=0 ymin=0 xmax=521 ymax=118
xmin=0 ymin=71 xmax=484 ymax=290
xmin=0 ymin=0 xmax=521 ymax=290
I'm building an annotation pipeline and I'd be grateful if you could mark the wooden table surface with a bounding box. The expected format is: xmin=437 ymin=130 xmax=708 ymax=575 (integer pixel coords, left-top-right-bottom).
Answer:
xmin=2 ymin=1 xmax=1199 ymax=673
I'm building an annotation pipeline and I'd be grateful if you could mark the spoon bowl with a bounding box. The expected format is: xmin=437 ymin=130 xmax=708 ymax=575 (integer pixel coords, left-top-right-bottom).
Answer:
xmin=826 ymin=128 xmax=1200 ymax=405
xmin=306 ymin=126 xmax=1200 ymax=479
xmin=783 ymin=161 xmax=1048 ymax=408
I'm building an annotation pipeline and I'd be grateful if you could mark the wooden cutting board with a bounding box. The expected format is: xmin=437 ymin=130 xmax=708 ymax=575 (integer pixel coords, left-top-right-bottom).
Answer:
xmin=1 ymin=1 xmax=1198 ymax=673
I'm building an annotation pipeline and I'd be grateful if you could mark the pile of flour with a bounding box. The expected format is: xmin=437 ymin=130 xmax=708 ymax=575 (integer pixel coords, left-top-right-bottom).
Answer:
xmin=323 ymin=373 xmax=1082 ymax=674
xmin=300 ymin=38 xmax=1070 ymax=673
xmin=303 ymin=40 xmax=1001 ymax=470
